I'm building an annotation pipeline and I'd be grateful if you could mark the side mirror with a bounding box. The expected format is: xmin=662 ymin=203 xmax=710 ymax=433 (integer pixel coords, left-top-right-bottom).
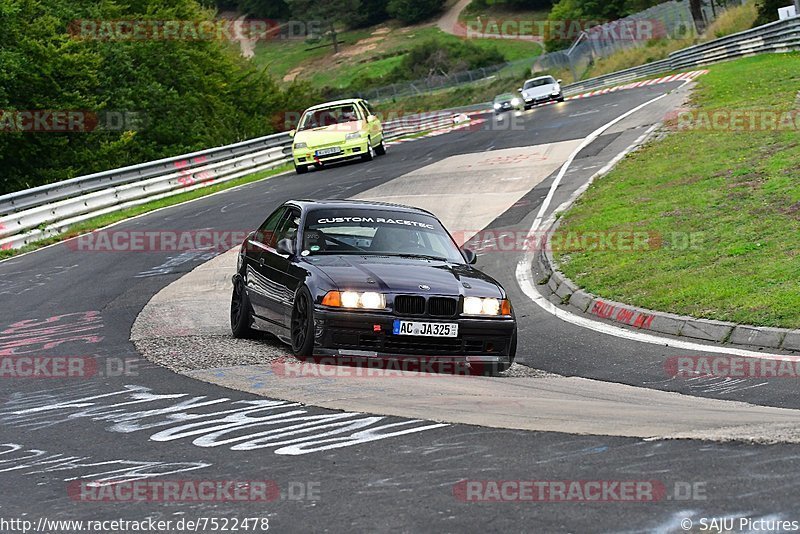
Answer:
xmin=557 ymin=79 xmax=562 ymax=84
xmin=243 ymin=231 xmax=257 ymax=252
xmin=517 ymin=88 xmax=523 ymax=92
xmin=289 ymin=129 xmax=296 ymax=137
xmin=276 ymin=238 xmax=294 ymax=256
xmin=462 ymin=248 xmax=477 ymax=265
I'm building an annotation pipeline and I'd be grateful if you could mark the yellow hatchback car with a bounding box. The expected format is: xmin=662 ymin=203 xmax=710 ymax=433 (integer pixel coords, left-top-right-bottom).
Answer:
xmin=290 ymin=98 xmax=385 ymax=174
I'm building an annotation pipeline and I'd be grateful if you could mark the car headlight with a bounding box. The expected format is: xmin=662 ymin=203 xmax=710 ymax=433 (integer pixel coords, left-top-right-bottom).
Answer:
xmin=510 ymin=98 xmax=521 ymax=106
xmin=493 ymin=103 xmax=501 ymax=109
xmin=294 ymin=142 xmax=307 ymax=150
xmin=345 ymin=132 xmax=363 ymax=140
xmin=551 ymin=88 xmax=560 ymax=95
xmin=321 ymin=290 xmax=387 ymax=310
xmin=462 ymin=297 xmax=512 ymax=316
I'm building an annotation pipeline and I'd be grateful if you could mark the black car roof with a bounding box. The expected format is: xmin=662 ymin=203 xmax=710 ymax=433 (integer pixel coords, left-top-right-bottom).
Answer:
xmin=287 ymin=199 xmax=436 ymax=217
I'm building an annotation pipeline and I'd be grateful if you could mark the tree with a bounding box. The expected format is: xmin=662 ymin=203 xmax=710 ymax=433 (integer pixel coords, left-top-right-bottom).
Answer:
xmin=286 ymin=0 xmax=360 ymax=53
xmin=688 ymin=0 xmax=705 ymax=31
xmin=386 ymin=0 xmax=446 ymax=24
xmin=544 ymin=0 xmax=664 ymax=50
xmin=0 ymin=0 xmax=321 ymax=195
xmin=753 ymin=0 xmax=787 ymax=25
xmin=239 ymin=0 xmax=291 ymax=19
xmin=504 ymin=0 xmax=554 ymax=8
xmin=350 ymin=0 xmax=391 ymax=28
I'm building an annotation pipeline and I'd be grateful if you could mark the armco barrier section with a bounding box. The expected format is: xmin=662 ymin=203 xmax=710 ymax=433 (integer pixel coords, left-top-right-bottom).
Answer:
xmin=0 ymin=105 xmax=485 ymax=250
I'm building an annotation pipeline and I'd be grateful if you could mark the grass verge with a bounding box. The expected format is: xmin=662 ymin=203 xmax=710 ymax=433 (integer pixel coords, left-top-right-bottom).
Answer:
xmin=0 ymin=163 xmax=293 ymax=261
xmin=254 ymin=24 xmax=543 ymax=90
xmin=553 ymin=53 xmax=800 ymax=328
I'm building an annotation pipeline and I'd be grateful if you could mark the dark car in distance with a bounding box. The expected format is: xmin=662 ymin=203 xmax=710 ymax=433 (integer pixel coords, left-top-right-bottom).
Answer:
xmin=230 ymin=200 xmax=517 ymax=375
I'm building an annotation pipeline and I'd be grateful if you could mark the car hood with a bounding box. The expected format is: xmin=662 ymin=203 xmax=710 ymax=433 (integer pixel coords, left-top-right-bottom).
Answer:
xmin=294 ymin=120 xmax=366 ymax=147
xmin=522 ymin=84 xmax=559 ymax=99
xmin=304 ymin=255 xmax=505 ymax=298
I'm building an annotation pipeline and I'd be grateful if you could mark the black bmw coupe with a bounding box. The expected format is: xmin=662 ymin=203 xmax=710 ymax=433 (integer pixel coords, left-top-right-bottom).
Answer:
xmin=231 ymin=200 xmax=516 ymax=375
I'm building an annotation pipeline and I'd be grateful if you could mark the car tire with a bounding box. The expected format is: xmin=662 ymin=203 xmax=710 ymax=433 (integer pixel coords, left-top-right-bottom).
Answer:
xmin=290 ymin=287 xmax=315 ymax=358
xmin=361 ymin=140 xmax=374 ymax=162
xmin=231 ymin=277 xmax=256 ymax=338
xmin=558 ymin=95 xmax=565 ymax=102
xmin=374 ymin=140 xmax=386 ymax=156
xmin=295 ymin=163 xmax=308 ymax=174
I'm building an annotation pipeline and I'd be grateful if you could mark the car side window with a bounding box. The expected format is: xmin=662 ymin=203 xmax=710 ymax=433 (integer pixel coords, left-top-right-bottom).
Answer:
xmin=357 ymin=103 xmax=369 ymax=120
xmin=255 ymin=208 xmax=286 ymax=246
xmin=272 ymin=209 xmax=301 ymax=248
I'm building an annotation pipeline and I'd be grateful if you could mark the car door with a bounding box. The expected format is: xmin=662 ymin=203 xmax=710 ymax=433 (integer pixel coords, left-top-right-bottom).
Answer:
xmin=259 ymin=207 xmax=301 ymax=327
xmin=361 ymin=101 xmax=382 ymax=143
xmin=245 ymin=206 xmax=286 ymax=321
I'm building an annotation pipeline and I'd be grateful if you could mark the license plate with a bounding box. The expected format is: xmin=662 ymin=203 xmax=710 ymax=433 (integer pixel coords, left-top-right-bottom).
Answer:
xmin=315 ymin=147 xmax=342 ymax=157
xmin=393 ymin=320 xmax=458 ymax=337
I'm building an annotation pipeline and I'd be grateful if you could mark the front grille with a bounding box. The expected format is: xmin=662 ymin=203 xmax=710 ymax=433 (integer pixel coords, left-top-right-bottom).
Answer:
xmin=428 ymin=297 xmax=457 ymax=317
xmin=326 ymin=328 xmax=509 ymax=357
xmin=395 ymin=295 xmax=425 ymax=315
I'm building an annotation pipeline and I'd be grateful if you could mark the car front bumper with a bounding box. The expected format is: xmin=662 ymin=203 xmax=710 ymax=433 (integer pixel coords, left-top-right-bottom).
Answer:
xmin=524 ymin=93 xmax=563 ymax=105
xmin=293 ymin=138 xmax=370 ymax=166
xmin=494 ymin=104 xmax=522 ymax=114
xmin=310 ymin=308 xmax=516 ymax=363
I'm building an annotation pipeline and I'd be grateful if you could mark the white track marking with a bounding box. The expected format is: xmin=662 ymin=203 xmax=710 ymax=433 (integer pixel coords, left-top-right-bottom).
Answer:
xmin=515 ymin=80 xmax=800 ymax=362
xmin=528 ymin=85 xmax=684 ymax=235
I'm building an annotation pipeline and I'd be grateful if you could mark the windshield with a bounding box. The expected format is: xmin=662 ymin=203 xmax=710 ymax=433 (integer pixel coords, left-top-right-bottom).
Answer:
xmin=523 ymin=77 xmax=556 ymax=89
xmin=302 ymin=208 xmax=465 ymax=263
xmin=494 ymin=93 xmax=515 ymax=103
xmin=298 ymin=104 xmax=361 ymax=130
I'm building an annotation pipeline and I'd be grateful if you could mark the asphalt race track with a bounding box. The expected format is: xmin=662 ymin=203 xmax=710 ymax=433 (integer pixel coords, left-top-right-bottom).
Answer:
xmin=2 ymin=81 xmax=800 ymax=532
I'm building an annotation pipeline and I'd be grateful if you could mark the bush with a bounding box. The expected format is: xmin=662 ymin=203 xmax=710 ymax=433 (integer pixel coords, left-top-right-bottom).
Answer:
xmin=336 ymin=38 xmax=505 ymax=94
xmin=397 ymin=38 xmax=505 ymax=78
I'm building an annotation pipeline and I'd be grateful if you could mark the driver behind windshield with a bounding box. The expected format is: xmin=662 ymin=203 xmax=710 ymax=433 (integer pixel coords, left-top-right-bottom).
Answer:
xmin=302 ymin=209 xmax=466 ymax=263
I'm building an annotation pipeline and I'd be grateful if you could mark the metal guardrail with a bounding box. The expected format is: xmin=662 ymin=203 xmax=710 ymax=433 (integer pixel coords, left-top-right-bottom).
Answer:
xmin=562 ymin=15 xmax=800 ymax=97
xmin=0 ymin=106 xmax=486 ymax=250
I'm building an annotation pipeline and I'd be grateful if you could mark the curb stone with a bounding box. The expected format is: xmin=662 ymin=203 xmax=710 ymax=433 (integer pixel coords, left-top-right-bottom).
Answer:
xmin=568 ymin=290 xmax=594 ymax=314
xmin=730 ymin=326 xmax=787 ymax=349
xmin=783 ymin=331 xmax=800 ymax=351
xmin=679 ymin=319 xmax=735 ymax=344
xmin=547 ymin=276 xmax=560 ymax=294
